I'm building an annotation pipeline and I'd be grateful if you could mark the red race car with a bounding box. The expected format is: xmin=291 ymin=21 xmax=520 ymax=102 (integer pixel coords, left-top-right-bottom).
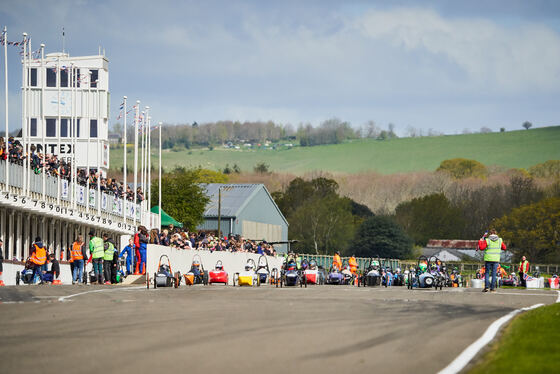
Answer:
xmin=208 ymin=260 xmax=229 ymax=285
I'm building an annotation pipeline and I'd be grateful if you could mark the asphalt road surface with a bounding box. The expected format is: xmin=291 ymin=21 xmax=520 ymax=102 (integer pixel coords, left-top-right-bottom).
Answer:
xmin=0 ymin=285 xmax=557 ymax=374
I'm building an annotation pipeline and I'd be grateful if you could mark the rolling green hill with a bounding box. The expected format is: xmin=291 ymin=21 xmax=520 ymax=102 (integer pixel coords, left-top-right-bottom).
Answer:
xmin=110 ymin=126 xmax=560 ymax=175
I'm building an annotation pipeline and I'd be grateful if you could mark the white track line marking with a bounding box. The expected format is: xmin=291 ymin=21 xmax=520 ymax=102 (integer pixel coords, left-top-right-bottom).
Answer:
xmin=439 ymin=290 xmax=560 ymax=374
xmin=57 ymin=286 xmax=144 ymax=302
xmin=494 ymin=292 xmax=556 ymax=297
xmin=438 ymin=303 xmax=544 ymax=374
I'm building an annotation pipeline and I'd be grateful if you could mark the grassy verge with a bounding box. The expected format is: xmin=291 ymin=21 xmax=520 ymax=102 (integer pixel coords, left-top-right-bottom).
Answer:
xmin=468 ymin=302 xmax=560 ymax=373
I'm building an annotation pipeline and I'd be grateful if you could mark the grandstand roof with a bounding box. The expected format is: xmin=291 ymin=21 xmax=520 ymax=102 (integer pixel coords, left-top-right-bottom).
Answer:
xmin=202 ymin=184 xmax=287 ymax=224
xmin=203 ymin=184 xmax=262 ymax=217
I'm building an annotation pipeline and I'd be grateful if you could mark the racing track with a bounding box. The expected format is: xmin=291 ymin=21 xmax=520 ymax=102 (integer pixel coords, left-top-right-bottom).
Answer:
xmin=0 ymin=285 xmax=556 ymax=374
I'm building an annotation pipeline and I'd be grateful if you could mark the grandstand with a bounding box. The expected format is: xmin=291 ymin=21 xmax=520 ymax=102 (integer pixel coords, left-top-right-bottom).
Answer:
xmin=0 ymin=41 xmax=156 ymax=262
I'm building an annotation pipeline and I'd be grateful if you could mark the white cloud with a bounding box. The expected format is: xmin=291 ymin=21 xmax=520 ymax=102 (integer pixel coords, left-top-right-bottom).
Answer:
xmin=357 ymin=8 xmax=560 ymax=92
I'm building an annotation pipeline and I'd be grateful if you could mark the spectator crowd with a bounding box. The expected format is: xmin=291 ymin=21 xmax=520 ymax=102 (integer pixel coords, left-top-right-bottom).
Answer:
xmin=1 ymin=136 xmax=144 ymax=202
xmin=143 ymin=224 xmax=277 ymax=256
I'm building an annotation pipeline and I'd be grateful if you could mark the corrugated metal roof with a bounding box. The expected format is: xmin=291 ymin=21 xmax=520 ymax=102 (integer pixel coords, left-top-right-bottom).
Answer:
xmin=202 ymin=183 xmax=262 ymax=217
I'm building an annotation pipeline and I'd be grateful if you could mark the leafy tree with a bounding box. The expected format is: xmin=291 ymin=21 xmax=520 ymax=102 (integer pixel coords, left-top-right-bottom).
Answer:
xmin=273 ymin=177 xmax=366 ymax=254
xmin=290 ymin=196 xmax=355 ymax=254
xmin=273 ymin=177 xmax=338 ymax=218
xmin=349 ymin=216 xmax=413 ymax=259
xmin=151 ymin=168 xmax=223 ymax=230
xmin=522 ymin=121 xmax=532 ymax=130
xmin=394 ymin=193 xmax=464 ymax=246
xmin=253 ymin=162 xmax=270 ymax=174
xmin=493 ymin=197 xmax=560 ymax=263
xmin=528 ymin=160 xmax=560 ymax=179
xmin=437 ymin=158 xmax=488 ymax=179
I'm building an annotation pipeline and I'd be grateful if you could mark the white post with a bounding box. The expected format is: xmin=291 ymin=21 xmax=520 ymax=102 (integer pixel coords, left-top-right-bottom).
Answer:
xmin=26 ymin=37 xmax=31 ymax=195
xmin=40 ymin=44 xmax=45 ymax=200
xmin=96 ymin=76 xmax=100 ymax=216
xmin=158 ymin=122 xmax=162 ymax=230
xmin=85 ymin=71 xmax=90 ymax=214
xmin=21 ymin=33 xmax=27 ymax=196
xmin=122 ymin=96 xmax=127 ymax=222
xmin=133 ymin=101 xmax=139 ymax=226
xmin=147 ymin=114 xmax=151 ymax=217
xmin=70 ymin=63 xmax=75 ymax=208
xmin=3 ymin=27 xmax=8 ymax=192
xmin=56 ymin=54 xmax=61 ymax=205
xmin=140 ymin=110 xmax=145 ymax=207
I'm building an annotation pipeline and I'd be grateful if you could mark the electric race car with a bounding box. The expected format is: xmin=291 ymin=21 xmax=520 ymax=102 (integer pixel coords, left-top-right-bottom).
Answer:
xmin=407 ymin=255 xmax=444 ymax=290
xmin=358 ymin=258 xmax=382 ymax=287
xmin=183 ymin=255 xmax=208 ymax=286
xmin=277 ymin=257 xmax=306 ymax=287
xmin=303 ymin=260 xmax=326 ymax=285
xmin=327 ymin=265 xmax=344 ymax=285
xmin=256 ymin=255 xmax=270 ymax=285
xmin=208 ymin=260 xmax=229 ymax=285
xmin=233 ymin=259 xmax=259 ymax=286
xmin=150 ymin=254 xmax=181 ymax=289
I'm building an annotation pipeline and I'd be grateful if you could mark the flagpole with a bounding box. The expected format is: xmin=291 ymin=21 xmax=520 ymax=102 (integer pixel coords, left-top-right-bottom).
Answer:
xmin=40 ymin=44 xmax=45 ymax=200
xmin=147 ymin=114 xmax=152 ymax=220
xmin=122 ymin=95 xmax=127 ymax=223
xmin=70 ymin=63 xmax=75 ymax=208
xmin=27 ymin=37 xmax=32 ymax=195
xmin=3 ymin=27 xmax=8 ymax=192
xmin=85 ymin=71 xmax=90 ymax=214
xmin=21 ymin=33 xmax=27 ymax=197
xmin=158 ymin=122 xmax=162 ymax=230
xmin=140 ymin=110 xmax=145 ymax=214
xmin=96 ymin=74 xmax=100 ymax=217
xmin=133 ymin=100 xmax=139 ymax=227
xmin=56 ymin=53 xmax=61 ymax=205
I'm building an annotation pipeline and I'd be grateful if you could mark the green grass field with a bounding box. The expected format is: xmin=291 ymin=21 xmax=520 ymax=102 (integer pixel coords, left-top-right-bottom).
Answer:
xmin=468 ymin=302 xmax=560 ymax=373
xmin=110 ymin=126 xmax=560 ymax=175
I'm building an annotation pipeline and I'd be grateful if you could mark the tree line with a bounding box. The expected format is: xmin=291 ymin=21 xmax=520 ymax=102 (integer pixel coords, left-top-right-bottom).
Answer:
xmin=113 ymin=118 xmax=401 ymax=150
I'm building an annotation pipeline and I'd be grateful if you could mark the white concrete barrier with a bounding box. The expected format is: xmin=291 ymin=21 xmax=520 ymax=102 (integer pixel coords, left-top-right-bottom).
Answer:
xmin=146 ymin=244 xmax=284 ymax=285
xmin=1 ymin=261 xmax=86 ymax=286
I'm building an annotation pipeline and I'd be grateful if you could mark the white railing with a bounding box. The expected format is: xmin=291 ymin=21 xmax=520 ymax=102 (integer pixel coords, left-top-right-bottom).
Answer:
xmin=0 ymin=160 xmax=158 ymax=233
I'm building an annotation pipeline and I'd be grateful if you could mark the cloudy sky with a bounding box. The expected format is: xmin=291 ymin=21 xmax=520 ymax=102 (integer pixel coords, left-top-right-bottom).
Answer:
xmin=1 ymin=0 xmax=559 ymax=135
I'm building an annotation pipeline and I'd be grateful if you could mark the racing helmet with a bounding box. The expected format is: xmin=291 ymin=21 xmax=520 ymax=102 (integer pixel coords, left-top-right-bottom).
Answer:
xmin=309 ymin=260 xmax=317 ymax=269
xmin=215 ymin=261 xmax=223 ymax=270
xmin=396 ymin=267 xmax=401 ymax=273
xmin=419 ymin=262 xmax=427 ymax=272
xmin=193 ymin=259 xmax=200 ymax=267
xmin=245 ymin=262 xmax=253 ymax=271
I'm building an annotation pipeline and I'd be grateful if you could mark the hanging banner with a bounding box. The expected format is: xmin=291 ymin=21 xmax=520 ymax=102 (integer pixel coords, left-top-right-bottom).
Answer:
xmin=113 ymin=197 xmax=122 ymax=215
xmin=127 ymin=201 xmax=135 ymax=218
xmin=77 ymin=185 xmax=85 ymax=204
xmin=101 ymin=193 xmax=108 ymax=210
xmin=61 ymin=180 xmax=69 ymax=199
xmin=89 ymin=189 xmax=96 ymax=207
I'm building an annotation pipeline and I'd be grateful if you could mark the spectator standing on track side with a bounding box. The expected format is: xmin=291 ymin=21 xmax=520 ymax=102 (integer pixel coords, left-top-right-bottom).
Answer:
xmin=71 ymin=235 xmax=85 ymax=284
xmin=29 ymin=237 xmax=47 ymax=284
xmin=107 ymin=237 xmax=118 ymax=284
xmin=518 ymin=256 xmax=530 ymax=287
xmin=478 ymin=229 xmax=507 ymax=293
xmin=47 ymin=253 xmax=60 ymax=280
xmin=88 ymin=231 xmax=105 ymax=285
xmin=119 ymin=238 xmax=134 ymax=276
xmin=333 ymin=251 xmax=342 ymax=270
xmin=137 ymin=226 xmax=149 ymax=275
xmin=102 ymin=233 xmax=116 ymax=285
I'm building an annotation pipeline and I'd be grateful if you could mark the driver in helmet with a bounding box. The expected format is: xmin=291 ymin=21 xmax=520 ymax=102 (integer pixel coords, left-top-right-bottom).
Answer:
xmin=190 ymin=259 xmax=202 ymax=276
